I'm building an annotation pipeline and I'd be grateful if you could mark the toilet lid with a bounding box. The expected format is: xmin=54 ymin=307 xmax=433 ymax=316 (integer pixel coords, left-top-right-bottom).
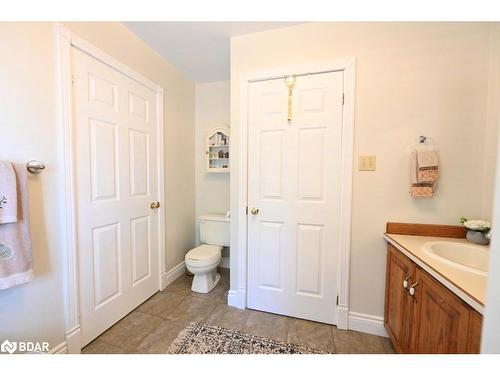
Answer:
xmin=186 ymin=244 xmax=221 ymax=261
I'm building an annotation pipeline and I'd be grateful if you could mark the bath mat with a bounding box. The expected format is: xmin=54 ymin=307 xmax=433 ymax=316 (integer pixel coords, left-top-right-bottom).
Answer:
xmin=167 ymin=322 xmax=328 ymax=354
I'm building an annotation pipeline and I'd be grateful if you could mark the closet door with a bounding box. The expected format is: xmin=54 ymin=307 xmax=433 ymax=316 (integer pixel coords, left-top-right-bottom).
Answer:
xmin=72 ymin=47 xmax=160 ymax=346
xmin=247 ymin=71 xmax=344 ymax=324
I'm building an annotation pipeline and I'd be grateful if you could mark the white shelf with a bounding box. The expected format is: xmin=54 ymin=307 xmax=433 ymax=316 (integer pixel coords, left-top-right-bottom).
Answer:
xmin=206 ymin=125 xmax=230 ymax=174
xmin=206 ymin=168 xmax=230 ymax=174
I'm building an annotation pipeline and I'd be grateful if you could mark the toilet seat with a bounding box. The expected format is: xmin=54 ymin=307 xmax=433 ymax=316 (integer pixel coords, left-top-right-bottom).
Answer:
xmin=186 ymin=244 xmax=222 ymax=265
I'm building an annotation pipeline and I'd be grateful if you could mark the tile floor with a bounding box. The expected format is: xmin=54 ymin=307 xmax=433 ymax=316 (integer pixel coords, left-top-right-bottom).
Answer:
xmin=82 ymin=269 xmax=395 ymax=354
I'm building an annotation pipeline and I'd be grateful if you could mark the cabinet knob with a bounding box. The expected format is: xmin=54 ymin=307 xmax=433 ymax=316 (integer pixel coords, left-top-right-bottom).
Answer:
xmin=150 ymin=201 xmax=160 ymax=210
xmin=403 ymin=276 xmax=411 ymax=289
xmin=409 ymin=282 xmax=419 ymax=296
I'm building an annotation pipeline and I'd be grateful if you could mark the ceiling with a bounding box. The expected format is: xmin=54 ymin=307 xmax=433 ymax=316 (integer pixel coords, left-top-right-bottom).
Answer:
xmin=124 ymin=22 xmax=302 ymax=83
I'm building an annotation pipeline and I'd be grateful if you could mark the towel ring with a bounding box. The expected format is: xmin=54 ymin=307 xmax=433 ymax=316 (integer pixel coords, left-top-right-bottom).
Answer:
xmin=26 ymin=160 xmax=45 ymax=174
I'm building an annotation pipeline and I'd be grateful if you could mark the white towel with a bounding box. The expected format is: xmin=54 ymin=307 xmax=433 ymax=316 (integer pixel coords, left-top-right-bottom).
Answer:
xmin=0 ymin=161 xmax=18 ymax=224
xmin=0 ymin=163 xmax=34 ymax=290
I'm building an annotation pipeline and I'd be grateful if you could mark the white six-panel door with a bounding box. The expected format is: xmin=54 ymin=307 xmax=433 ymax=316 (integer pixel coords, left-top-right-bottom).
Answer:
xmin=247 ymin=71 xmax=344 ymax=324
xmin=72 ymin=47 xmax=160 ymax=346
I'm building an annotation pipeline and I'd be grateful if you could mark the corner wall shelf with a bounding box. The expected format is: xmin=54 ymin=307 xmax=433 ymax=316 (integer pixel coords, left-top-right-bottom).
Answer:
xmin=206 ymin=125 xmax=230 ymax=174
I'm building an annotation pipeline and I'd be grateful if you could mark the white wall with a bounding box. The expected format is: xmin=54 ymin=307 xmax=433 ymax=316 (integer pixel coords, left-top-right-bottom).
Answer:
xmin=195 ymin=81 xmax=231 ymax=247
xmin=481 ymin=23 xmax=500 ymax=353
xmin=229 ymin=22 xmax=497 ymax=319
xmin=0 ymin=22 xmax=195 ymax=350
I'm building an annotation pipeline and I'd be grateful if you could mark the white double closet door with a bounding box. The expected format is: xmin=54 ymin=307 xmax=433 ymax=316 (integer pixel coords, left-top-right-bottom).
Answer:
xmin=72 ymin=47 xmax=160 ymax=346
xmin=247 ymin=71 xmax=344 ymax=324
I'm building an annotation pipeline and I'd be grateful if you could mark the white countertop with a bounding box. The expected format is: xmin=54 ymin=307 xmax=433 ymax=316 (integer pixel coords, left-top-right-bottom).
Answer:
xmin=383 ymin=233 xmax=489 ymax=314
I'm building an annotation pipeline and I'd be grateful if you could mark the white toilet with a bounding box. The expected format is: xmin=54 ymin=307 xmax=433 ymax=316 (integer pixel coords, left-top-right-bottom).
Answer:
xmin=185 ymin=214 xmax=230 ymax=293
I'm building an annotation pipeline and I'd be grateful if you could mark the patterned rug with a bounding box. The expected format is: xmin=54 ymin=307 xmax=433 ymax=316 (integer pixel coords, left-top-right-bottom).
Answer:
xmin=167 ymin=322 xmax=327 ymax=354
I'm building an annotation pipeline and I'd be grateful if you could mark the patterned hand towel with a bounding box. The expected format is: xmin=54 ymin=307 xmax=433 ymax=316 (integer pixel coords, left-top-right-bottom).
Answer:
xmin=0 ymin=164 xmax=33 ymax=290
xmin=417 ymin=149 xmax=439 ymax=183
xmin=0 ymin=161 xmax=18 ymax=224
xmin=409 ymin=147 xmax=439 ymax=199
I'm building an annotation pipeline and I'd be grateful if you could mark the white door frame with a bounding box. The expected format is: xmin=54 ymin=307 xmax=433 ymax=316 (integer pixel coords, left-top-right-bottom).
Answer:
xmin=54 ymin=24 xmax=165 ymax=353
xmin=229 ymin=58 xmax=355 ymax=329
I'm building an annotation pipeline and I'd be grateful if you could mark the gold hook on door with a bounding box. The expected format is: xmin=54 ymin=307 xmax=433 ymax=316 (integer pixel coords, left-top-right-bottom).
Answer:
xmin=284 ymin=75 xmax=296 ymax=124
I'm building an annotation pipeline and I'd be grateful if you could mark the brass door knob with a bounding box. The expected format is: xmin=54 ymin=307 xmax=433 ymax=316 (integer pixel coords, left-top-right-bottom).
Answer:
xmin=150 ymin=201 xmax=160 ymax=210
xmin=250 ymin=208 xmax=260 ymax=215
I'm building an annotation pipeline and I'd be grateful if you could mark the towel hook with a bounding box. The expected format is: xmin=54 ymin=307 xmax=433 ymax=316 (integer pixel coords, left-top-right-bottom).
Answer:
xmin=419 ymin=136 xmax=427 ymax=144
xmin=26 ymin=160 xmax=45 ymax=174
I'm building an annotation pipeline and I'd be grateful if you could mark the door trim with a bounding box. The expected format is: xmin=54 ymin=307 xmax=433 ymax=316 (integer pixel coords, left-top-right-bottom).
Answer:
xmin=54 ymin=23 xmax=165 ymax=353
xmin=229 ymin=58 xmax=355 ymax=329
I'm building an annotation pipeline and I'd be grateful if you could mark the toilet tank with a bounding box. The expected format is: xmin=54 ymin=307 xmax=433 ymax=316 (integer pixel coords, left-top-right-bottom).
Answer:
xmin=199 ymin=214 xmax=230 ymax=247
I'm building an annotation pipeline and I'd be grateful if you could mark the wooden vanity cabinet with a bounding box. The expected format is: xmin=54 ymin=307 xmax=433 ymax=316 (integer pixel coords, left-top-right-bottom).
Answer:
xmin=384 ymin=245 xmax=415 ymax=352
xmin=384 ymin=244 xmax=482 ymax=354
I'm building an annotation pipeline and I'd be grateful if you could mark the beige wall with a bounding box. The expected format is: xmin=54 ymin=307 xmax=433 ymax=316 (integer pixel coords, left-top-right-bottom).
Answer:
xmin=0 ymin=22 xmax=195 ymax=348
xmin=0 ymin=23 xmax=66 ymax=348
xmin=482 ymin=23 xmax=500 ymax=219
xmin=229 ymin=22 xmax=497 ymax=318
xmin=195 ymin=81 xmax=230 ymax=245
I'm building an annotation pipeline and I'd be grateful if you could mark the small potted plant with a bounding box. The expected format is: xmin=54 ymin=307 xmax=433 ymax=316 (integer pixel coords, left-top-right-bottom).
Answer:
xmin=459 ymin=217 xmax=491 ymax=245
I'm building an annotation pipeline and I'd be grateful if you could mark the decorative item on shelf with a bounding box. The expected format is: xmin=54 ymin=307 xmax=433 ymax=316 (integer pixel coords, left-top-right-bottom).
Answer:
xmin=225 ymin=151 xmax=229 ymax=158
xmin=218 ymin=150 xmax=224 ymax=159
xmin=460 ymin=217 xmax=491 ymax=245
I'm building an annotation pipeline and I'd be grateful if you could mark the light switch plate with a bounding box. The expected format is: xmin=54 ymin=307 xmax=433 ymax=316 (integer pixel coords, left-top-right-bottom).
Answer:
xmin=359 ymin=155 xmax=376 ymax=171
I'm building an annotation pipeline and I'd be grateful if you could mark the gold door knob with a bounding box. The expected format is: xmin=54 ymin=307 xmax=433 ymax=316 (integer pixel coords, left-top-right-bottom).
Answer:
xmin=250 ymin=208 xmax=259 ymax=215
xmin=150 ymin=201 xmax=160 ymax=210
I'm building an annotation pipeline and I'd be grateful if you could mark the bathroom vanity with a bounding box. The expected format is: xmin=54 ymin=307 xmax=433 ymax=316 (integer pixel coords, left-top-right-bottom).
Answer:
xmin=383 ymin=223 xmax=486 ymax=354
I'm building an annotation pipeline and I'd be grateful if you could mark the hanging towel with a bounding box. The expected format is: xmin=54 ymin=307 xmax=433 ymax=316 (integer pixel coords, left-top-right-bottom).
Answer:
xmin=0 ymin=161 xmax=18 ymax=224
xmin=0 ymin=163 xmax=33 ymax=290
xmin=417 ymin=148 xmax=439 ymax=183
xmin=409 ymin=145 xmax=439 ymax=199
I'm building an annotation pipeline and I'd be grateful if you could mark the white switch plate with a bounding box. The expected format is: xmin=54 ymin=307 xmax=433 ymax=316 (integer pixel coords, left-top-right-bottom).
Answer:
xmin=359 ymin=155 xmax=376 ymax=171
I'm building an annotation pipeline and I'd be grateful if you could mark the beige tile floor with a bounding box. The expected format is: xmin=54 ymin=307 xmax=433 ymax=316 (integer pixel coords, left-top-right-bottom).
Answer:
xmin=83 ymin=269 xmax=395 ymax=354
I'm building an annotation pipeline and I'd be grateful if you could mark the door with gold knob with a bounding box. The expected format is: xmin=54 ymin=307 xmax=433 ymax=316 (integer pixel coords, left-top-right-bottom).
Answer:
xmin=247 ymin=71 xmax=344 ymax=324
xmin=73 ymin=47 xmax=161 ymax=347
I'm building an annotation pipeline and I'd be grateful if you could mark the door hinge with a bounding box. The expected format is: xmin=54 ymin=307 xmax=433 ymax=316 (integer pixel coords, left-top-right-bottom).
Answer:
xmin=336 ymin=295 xmax=339 ymax=306
xmin=246 ymin=206 xmax=248 ymax=215
xmin=342 ymin=93 xmax=345 ymax=105
xmin=71 ymin=75 xmax=75 ymax=85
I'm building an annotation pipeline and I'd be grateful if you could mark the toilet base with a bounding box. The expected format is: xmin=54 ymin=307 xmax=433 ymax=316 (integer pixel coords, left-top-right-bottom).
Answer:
xmin=191 ymin=270 xmax=220 ymax=293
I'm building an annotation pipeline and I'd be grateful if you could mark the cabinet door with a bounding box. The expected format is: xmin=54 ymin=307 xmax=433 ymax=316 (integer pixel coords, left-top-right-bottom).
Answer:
xmin=384 ymin=245 xmax=414 ymax=353
xmin=467 ymin=310 xmax=483 ymax=353
xmin=411 ymin=268 xmax=470 ymax=353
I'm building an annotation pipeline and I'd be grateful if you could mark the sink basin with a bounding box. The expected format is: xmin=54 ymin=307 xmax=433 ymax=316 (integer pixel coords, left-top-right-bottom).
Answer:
xmin=422 ymin=241 xmax=489 ymax=276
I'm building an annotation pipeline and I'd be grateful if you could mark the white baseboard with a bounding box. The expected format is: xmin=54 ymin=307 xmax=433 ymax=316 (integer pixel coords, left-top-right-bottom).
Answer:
xmin=164 ymin=261 xmax=186 ymax=288
xmin=65 ymin=326 xmax=81 ymax=354
xmin=160 ymin=271 xmax=168 ymax=290
xmin=47 ymin=326 xmax=81 ymax=354
xmin=219 ymin=256 xmax=230 ymax=269
xmin=227 ymin=288 xmax=246 ymax=309
xmin=49 ymin=341 xmax=68 ymax=354
xmin=348 ymin=311 xmax=388 ymax=337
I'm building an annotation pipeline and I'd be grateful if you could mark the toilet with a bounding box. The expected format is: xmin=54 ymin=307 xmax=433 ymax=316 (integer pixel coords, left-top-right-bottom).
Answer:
xmin=185 ymin=214 xmax=230 ymax=293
